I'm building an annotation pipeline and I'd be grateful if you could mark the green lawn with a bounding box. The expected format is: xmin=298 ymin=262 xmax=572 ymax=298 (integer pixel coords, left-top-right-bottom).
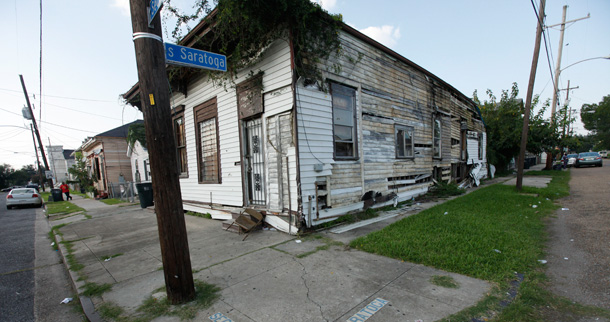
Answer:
xmin=46 ymin=200 xmax=86 ymax=215
xmin=351 ymin=170 xmax=609 ymax=321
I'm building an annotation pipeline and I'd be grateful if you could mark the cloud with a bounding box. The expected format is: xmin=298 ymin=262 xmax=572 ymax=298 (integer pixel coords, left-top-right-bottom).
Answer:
xmin=310 ymin=0 xmax=337 ymax=11
xmin=111 ymin=0 xmax=130 ymax=16
xmin=359 ymin=25 xmax=401 ymax=48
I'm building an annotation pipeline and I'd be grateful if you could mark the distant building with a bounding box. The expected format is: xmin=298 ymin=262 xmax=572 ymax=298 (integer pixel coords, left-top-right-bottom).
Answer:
xmin=127 ymin=139 xmax=151 ymax=184
xmin=46 ymin=145 xmax=75 ymax=186
xmin=76 ymin=120 xmax=143 ymax=194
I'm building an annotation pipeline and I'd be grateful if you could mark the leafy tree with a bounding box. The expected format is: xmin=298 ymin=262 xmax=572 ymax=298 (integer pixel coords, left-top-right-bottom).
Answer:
xmin=581 ymin=95 xmax=610 ymax=150
xmin=0 ymin=164 xmax=14 ymax=188
xmin=127 ymin=123 xmax=147 ymax=149
xmin=474 ymin=83 xmax=559 ymax=171
xmin=68 ymin=152 xmax=96 ymax=192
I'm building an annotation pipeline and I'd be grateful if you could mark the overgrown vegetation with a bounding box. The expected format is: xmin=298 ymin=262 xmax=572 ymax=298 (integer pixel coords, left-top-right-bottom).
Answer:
xmin=165 ymin=0 xmax=343 ymax=89
xmin=581 ymin=94 xmax=610 ymax=151
xmin=351 ymin=170 xmax=609 ymax=321
xmin=68 ymin=151 xmax=97 ymax=194
xmin=427 ymin=181 xmax=465 ymax=198
xmin=474 ymin=83 xmax=559 ymax=172
xmin=127 ymin=123 xmax=147 ymax=150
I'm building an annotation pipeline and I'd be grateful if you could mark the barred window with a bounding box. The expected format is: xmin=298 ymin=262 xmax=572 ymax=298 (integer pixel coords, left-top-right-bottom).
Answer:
xmin=194 ymin=98 xmax=221 ymax=184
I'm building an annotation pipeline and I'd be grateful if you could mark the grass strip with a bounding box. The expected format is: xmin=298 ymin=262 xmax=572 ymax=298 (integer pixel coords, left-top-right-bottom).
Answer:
xmin=351 ymin=170 xmax=610 ymax=320
xmin=46 ymin=201 xmax=86 ymax=215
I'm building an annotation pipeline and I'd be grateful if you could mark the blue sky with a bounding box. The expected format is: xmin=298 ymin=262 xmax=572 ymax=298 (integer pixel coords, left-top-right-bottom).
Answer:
xmin=1 ymin=0 xmax=609 ymax=169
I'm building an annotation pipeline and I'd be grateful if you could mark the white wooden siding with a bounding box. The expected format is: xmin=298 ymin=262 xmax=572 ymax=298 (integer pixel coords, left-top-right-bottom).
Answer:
xmin=170 ymin=39 xmax=295 ymax=208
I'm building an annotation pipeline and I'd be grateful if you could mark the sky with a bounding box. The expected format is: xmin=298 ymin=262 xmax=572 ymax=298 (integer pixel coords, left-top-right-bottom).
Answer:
xmin=1 ymin=0 xmax=609 ymax=170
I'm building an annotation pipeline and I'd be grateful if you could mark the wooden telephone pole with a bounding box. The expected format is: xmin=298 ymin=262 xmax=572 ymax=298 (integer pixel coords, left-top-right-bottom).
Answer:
xmin=128 ymin=0 xmax=195 ymax=303
xmin=20 ymin=74 xmax=53 ymax=190
xmin=516 ymin=0 xmax=545 ymax=191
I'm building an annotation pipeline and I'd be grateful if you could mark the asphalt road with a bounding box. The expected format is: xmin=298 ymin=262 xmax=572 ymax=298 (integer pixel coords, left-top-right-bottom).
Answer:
xmin=546 ymin=163 xmax=610 ymax=313
xmin=0 ymin=192 xmax=83 ymax=321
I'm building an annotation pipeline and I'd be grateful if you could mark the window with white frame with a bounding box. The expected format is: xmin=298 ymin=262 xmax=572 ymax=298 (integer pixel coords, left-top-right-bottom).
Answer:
xmin=433 ymin=117 xmax=442 ymax=159
xmin=331 ymin=82 xmax=358 ymax=159
xmin=395 ymin=125 xmax=414 ymax=158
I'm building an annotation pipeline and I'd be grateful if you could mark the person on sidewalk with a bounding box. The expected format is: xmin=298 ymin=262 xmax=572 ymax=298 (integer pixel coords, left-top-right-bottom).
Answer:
xmin=562 ymin=153 xmax=568 ymax=170
xmin=60 ymin=182 xmax=72 ymax=200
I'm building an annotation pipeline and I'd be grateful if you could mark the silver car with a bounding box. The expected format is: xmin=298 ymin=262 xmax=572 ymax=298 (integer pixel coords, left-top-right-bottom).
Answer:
xmin=6 ymin=188 xmax=43 ymax=209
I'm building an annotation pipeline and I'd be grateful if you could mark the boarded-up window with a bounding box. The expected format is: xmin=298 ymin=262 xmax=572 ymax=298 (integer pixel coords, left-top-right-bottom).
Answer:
xmin=395 ymin=125 xmax=414 ymax=158
xmin=331 ymin=82 xmax=357 ymax=159
xmin=236 ymin=75 xmax=263 ymax=120
xmin=433 ymin=118 xmax=442 ymax=159
xmin=478 ymin=132 xmax=484 ymax=160
xmin=172 ymin=105 xmax=188 ymax=177
xmin=194 ymin=98 xmax=221 ymax=184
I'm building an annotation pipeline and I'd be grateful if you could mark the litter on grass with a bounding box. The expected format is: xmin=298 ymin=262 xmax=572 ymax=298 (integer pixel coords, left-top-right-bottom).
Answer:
xmin=60 ymin=298 xmax=73 ymax=304
xmin=104 ymin=257 xmax=112 ymax=262
xmin=538 ymin=260 xmax=547 ymax=264
xmin=494 ymin=249 xmax=502 ymax=253
xmin=295 ymin=240 xmax=302 ymax=244
xmin=532 ymin=205 xmax=538 ymax=208
xmin=444 ymin=212 xmax=448 ymax=215
xmin=51 ymin=242 xmax=55 ymax=246
xmin=562 ymin=208 xmax=569 ymax=211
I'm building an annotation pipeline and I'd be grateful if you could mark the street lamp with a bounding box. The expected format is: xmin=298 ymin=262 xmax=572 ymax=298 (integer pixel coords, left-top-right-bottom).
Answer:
xmin=545 ymin=54 xmax=610 ymax=169
xmin=560 ymin=55 xmax=610 ymax=73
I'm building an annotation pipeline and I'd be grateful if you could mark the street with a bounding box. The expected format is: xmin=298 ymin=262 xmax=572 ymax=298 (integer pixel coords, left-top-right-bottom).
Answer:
xmin=0 ymin=192 xmax=83 ymax=321
xmin=546 ymin=163 xmax=610 ymax=310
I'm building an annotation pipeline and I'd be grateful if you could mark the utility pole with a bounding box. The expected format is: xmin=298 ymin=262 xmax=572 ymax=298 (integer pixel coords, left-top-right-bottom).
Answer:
xmin=48 ymin=138 xmax=58 ymax=185
xmin=545 ymin=6 xmax=589 ymax=169
xmin=31 ymin=124 xmax=46 ymax=191
xmin=560 ymin=80 xmax=578 ymax=153
xmin=128 ymin=0 xmax=195 ymax=303
xmin=516 ymin=0 xmax=545 ymax=191
xmin=20 ymin=74 xmax=54 ymax=189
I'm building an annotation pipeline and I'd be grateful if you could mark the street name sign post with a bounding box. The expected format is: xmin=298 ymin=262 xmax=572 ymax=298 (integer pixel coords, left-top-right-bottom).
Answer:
xmin=164 ymin=43 xmax=227 ymax=72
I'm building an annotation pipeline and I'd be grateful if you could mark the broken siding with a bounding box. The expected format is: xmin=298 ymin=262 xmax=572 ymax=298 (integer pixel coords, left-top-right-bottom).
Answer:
xmin=169 ymin=39 xmax=294 ymax=211
xmin=299 ymin=30 xmax=485 ymax=225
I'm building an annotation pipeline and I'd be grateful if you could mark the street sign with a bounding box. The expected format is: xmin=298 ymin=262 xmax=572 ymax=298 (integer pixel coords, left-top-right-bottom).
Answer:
xmin=45 ymin=171 xmax=54 ymax=179
xmin=148 ymin=0 xmax=163 ymax=27
xmin=164 ymin=43 xmax=227 ymax=72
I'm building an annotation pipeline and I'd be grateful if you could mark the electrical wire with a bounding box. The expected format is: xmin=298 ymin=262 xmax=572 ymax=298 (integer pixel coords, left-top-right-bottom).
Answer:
xmin=0 ymin=88 xmax=115 ymax=103
xmin=42 ymin=101 xmax=123 ymax=121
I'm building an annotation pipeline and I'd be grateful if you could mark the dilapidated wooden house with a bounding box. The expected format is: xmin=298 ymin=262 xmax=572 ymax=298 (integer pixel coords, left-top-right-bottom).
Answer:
xmin=123 ymin=9 xmax=486 ymax=233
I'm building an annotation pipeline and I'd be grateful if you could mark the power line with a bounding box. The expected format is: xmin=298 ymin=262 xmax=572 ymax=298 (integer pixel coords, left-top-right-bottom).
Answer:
xmin=0 ymin=88 xmax=115 ymax=103
xmin=531 ymin=0 xmax=556 ymax=100
xmin=43 ymin=101 xmax=123 ymax=121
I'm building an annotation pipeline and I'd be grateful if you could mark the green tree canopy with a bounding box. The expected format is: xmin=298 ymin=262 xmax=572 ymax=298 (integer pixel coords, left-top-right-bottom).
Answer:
xmin=475 ymin=83 xmax=559 ymax=171
xmin=581 ymin=95 xmax=610 ymax=150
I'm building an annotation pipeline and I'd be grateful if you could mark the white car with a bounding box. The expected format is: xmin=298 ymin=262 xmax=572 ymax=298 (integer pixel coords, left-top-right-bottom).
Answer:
xmin=6 ymin=188 xmax=43 ymax=209
xmin=599 ymin=151 xmax=608 ymax=158
xmin=567 ymin=154 xmax=578 ymax=167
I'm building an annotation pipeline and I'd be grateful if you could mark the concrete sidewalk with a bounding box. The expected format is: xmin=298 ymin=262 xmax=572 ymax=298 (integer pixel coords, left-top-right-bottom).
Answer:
xmin=49 ymin=195 xmax=492 ymax=322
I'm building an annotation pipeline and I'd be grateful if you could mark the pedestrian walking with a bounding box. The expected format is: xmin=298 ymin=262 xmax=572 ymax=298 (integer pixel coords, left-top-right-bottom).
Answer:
xmin=562 ymin=153 xmax=568 ymax=169
xmin=60 ymin=182 xmax=72 ymax=200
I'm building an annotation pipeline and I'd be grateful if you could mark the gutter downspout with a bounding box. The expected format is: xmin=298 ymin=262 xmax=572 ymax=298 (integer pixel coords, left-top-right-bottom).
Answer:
xmin=289 ymin=31 xmax=304 ymax=229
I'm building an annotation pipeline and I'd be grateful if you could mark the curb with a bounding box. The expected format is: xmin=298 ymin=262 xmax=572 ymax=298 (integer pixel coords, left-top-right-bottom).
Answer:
xmin=52 ymin=225 xmax=102 ymax=322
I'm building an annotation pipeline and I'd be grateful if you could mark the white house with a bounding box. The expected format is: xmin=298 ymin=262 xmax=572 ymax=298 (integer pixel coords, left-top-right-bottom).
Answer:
xmin=123 ymin=9 xmax=487 ymax=232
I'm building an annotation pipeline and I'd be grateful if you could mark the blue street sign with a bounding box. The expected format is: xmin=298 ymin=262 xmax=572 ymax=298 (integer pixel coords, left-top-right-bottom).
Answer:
xmin=164 ymin=43 xmax=227 ymax=72
xmin=148 ymin=0 xmax=163 ymax=26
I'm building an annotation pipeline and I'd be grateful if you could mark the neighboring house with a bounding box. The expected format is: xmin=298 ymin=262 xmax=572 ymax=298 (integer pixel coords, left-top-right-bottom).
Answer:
xmin=123 ymin=12 xmax=486 ymax=231
xmin=46 ymin=145 xmax=75 ymax=186
xmin=76 ymin=120 xmax=143 ymax=194
xmin=127 ymin=139 xmax=151 ymax=183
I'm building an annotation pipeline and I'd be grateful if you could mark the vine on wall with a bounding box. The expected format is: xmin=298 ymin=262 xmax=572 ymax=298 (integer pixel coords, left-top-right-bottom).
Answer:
xmin=165 ymin=0 xmax=344 ymax=89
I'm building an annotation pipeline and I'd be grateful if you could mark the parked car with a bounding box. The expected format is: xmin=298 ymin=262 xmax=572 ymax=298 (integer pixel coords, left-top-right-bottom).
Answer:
xmin=6 ymin=188 xmax=43 ymax=209
xmin=575 ymin=152 xmax=603 ymax=168
xmin=599 ymin=151 xmax=608 ymax=158
xmin=567 ymin=154 xmax=578 ymax=167
xmin=1 ymin=186 xmax=22 ymax=192
xmin=25 ymin=183 xmax=40 ymax=191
